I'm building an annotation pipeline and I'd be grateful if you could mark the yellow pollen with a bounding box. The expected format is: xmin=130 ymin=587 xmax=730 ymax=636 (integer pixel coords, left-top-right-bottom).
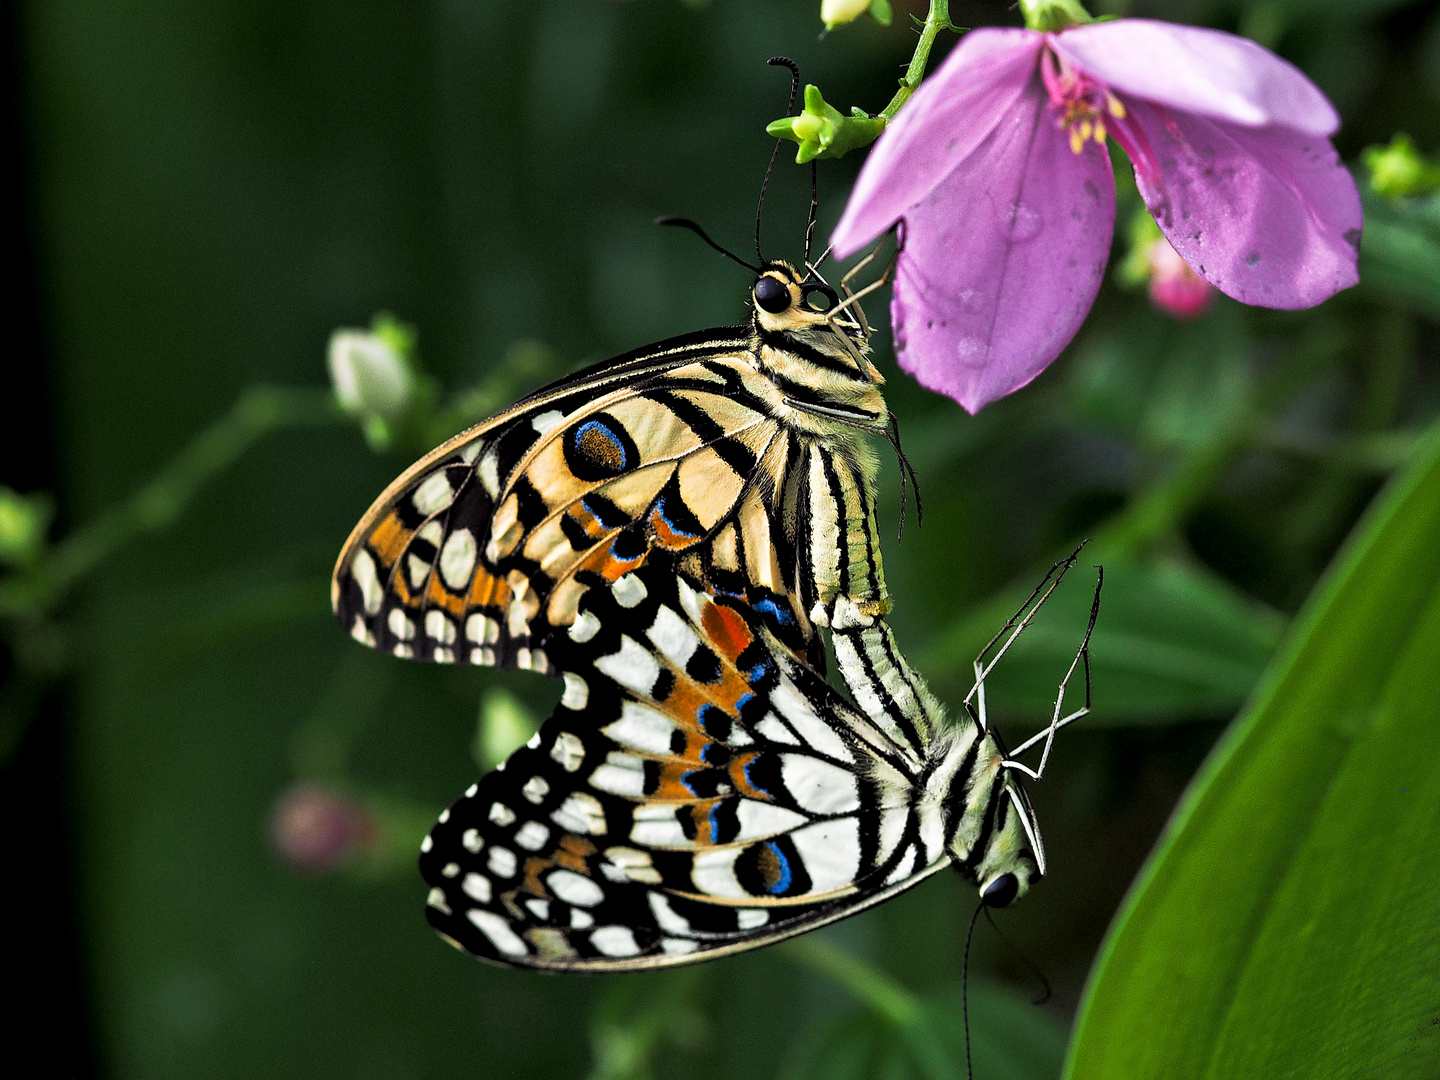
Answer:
xmin=1093 ymin=119 xmax=1107 ymax=145
xmin=1107 ymin=94 xmax=1126 ymax=120
xmin=1070 ymin=128 xmax=1084 ymax=154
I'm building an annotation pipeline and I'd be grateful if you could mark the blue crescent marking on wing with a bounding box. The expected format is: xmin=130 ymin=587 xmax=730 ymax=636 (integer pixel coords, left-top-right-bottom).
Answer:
xmin=650 ymin=493 xmax=700 ymax=539
xmin=762 ymin=841 xmax=793 ymax=895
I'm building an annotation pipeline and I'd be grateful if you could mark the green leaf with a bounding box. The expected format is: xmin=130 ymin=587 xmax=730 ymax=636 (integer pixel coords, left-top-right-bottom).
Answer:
xmin=1065 ymin=417 xmax=1440 ymax=1079
xmin=1359 ymin=190 xmax=1440 ymax=320
xmin=922 ymin=554 xmax=1284 ymax=723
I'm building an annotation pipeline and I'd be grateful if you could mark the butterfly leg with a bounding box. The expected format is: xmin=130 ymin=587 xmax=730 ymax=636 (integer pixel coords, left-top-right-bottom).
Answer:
xmin=826 ymin=244 xmax=899 ymax=335
xmin=963 ymin=546 xmax=1085 ymax=723
xmin=1003 ymin=566 xmax=1103 ymax=782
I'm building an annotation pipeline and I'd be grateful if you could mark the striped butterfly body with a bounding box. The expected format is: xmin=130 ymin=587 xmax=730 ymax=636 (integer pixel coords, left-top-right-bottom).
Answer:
xmin=333 ymin=259 xmax=1062 ymax=969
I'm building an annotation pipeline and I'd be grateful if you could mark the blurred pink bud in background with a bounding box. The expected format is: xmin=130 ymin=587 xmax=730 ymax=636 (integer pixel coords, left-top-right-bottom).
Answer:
xmin=269 ymin=783 xmax=376 ymax=873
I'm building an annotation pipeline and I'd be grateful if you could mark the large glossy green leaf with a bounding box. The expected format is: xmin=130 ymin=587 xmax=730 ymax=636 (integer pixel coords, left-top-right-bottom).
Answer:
xmin=1065 ymin=419 xmax=1440 ymax=1079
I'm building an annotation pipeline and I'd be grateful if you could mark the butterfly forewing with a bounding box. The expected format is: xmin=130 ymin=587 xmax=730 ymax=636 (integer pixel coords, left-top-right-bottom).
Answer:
xmin=418 ymin=565 xmax=949 ymax=970
xmin=332 ymin=330 xmax=827 ymax=675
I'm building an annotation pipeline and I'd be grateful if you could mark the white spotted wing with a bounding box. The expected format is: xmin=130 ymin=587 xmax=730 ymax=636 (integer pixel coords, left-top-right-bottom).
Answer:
xmin=418 ymin=565 xmax=949 ymax=970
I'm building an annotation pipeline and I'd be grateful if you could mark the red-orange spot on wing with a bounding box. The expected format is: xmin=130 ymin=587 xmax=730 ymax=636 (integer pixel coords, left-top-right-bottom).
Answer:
xmin=702 ymin=602 xmax=754 ymax=662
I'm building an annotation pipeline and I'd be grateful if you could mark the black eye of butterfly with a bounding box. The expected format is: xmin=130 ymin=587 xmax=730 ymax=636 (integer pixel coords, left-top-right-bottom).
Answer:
xmin=981 ymin=872 xmax=1019 ymax=908
xmin=753 ymin=276 xmax=791 ymax=313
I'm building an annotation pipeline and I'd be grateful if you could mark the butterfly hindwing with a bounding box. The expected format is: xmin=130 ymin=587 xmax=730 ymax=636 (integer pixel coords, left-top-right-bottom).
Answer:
xmin=418 ymin=565 xmax=948 ymax=970
xmin=332 ymin=334 xmax=828 ymax=676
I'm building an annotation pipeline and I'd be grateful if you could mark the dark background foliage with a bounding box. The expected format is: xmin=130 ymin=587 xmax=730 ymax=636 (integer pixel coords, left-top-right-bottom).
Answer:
xmin=4 ymin=0 xmax=1438 ymax=1076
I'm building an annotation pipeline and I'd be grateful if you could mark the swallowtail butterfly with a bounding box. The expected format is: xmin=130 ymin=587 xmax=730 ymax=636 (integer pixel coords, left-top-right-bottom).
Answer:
xmin=331 ymin=246 xmax=1097 ymax=969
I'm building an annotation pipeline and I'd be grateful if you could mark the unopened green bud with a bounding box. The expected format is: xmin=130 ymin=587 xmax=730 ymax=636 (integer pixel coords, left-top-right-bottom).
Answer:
xmin=1363 ymin=133 xmax=1440 ymax=200
xmin=766 ymin=84 xmax=887 ymax=164
xmin=0 ymin=487 xmax=54 ymax=567
xmin=1018 ymin=0 xmax=1095 ymax=31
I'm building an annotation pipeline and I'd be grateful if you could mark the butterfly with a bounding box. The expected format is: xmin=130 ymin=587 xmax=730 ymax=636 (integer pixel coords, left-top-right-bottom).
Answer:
xmin=331 ymin=233 xmax=1099 ymax=968
xmin=332 ymin=58 xmax=1098 ymax=964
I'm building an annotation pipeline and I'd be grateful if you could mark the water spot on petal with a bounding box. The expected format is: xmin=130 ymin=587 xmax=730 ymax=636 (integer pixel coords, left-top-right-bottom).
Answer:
xmin=956 ymin=337 xmax=988 ymax=369
xmin=957 ymin=289 xmax=985 ymax=314
xmin=1004 ymin=204 xmax=1044 ymax=243
xmin=1244 ymin=252 xmax=1261 ymax=268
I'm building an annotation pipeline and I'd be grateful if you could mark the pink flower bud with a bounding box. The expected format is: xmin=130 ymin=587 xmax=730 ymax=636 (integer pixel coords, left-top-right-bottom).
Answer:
xmin=269 ymin=783 xmax=376 ymax=873
xmin=1147 ymin=237 xmax=1215 ymax=320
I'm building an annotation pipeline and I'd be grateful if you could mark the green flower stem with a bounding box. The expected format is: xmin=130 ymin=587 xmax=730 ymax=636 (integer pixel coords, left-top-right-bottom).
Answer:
xmin=878 ymin=0 xmax=956 ymax=122
xmin=0 ymin=385 xmax=343 ymax=620
xmin=768 ymin=0 xmax=957 ymax=161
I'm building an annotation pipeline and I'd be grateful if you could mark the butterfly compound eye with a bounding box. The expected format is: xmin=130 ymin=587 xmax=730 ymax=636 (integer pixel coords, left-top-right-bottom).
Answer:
xmin=754 ymin=276 xmax=791 ymax=313
xmin=981 ymin=872 xmax=1019 ymax=908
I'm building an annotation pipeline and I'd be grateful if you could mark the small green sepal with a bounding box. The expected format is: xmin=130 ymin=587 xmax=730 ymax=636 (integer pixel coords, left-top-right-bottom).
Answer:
xmin=1018 ymin=0 xmax=1095 ymax=31
xmin=766 ymin=84 xmax=887 ymax=164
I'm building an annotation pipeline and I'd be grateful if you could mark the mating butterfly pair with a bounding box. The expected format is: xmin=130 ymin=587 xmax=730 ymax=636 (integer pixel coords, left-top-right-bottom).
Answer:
xmin=331 ymin=254 xmax=1098 ymax=970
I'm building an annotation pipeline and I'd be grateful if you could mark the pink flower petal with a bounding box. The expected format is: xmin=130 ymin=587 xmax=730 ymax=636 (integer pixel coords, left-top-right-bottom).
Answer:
xmin=1052 ymin=20 xmax=1338 ymax=136
xmin=831 ymin=28 xmax=1043 ymax=258
xmin=1126 ymin=100 xmax=1361 ymax=309
xmin=890 ymin=84 xmax=1116 ymax=413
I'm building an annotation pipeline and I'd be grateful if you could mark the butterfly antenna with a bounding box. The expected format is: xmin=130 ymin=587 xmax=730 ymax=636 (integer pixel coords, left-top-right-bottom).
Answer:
xmin=884 ymin=411 xmax=923 ymax=541
xmin=982 ymin=908 xmax=1052 ymax=1005
xmin=656 ymin=217 xmax=761 ymax=274
xmin=803 ymin=159 xmax=819 ymax=265
xmin=962 ymin=900 xmax=985 ymax=1080
xmin=756 ymin=56 xmax=801 ymax=264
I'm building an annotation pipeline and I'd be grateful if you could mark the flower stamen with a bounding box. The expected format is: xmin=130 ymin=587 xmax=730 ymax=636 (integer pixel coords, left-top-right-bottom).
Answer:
xmin=1042 ymin=48 xmax=1115 ymax=155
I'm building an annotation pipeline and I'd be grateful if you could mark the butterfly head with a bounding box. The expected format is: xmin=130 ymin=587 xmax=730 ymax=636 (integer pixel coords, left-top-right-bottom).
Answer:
xmin=962 ymin=775 xmax=1046 ymax=910
xmin=749 ymin=261 xmax=889 ymax=434
xmin=751 ymin=261 xmax=860 ymax=339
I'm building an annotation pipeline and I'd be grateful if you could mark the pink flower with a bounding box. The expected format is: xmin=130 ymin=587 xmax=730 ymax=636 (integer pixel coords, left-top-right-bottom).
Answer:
xmin=831 ymin=20 xmax=1362 ymax=412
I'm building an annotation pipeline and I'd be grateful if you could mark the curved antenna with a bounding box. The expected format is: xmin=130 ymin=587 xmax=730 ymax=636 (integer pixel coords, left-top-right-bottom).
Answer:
xmin=655 ymin=216 xmax=761 ymax=274
xmin=883 ymin=410 xmax=923 ymax=541
xmin=961 ymin=900 xmax=985 ymax=1080
xmin=803 ymin=159 xmax=819 ymax=265
xmin=756 ymin=56 xmax=801 ymax=265
xmin=983 ymin=908 xmax=1053 ymax=1006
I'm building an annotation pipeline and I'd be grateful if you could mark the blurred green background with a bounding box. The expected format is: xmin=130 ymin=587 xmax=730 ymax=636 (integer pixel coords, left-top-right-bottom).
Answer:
xmin=5 ymin=0 xmax=1440 ymax=1076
